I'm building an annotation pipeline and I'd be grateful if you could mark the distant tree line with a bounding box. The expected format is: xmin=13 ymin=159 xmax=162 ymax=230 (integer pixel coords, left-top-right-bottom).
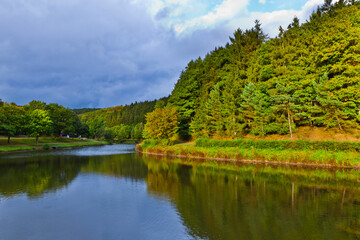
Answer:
xmin=78 ymin=97 xmax=168 ymax=141
xmin=72 ymin=108 xmax=101 ymax=115
xmin=143 ymin=1 xmax=360 ymax=140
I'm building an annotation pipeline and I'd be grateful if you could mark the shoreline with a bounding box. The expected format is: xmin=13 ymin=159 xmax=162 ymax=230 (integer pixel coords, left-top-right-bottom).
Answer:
xmin=138 ymin=150 xmax=360 ymax=170
xmin=137 ymin=138 xmax=360 ymax=170
xmin=0 ymin=142 xmax=109 ymax=154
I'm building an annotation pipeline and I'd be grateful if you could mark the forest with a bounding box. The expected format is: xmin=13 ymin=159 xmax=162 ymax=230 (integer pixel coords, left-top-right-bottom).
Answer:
xmin=0 ymin=98 xmax=162 ymax=143
xmin=78 ymin=98 xmax=167 ymax=140
xmin=144 ymin=0 xmax=360 ymax=140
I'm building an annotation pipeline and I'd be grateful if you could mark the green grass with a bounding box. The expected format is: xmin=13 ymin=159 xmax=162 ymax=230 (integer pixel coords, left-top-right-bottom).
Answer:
xmin=48 ymin=141 xmax=107 ymax=148
xmin=138 ymin=141 xmax=360 ymax=167
xmin=0 ymin=137 xmax=107 ymax=152
xmin=0 ymin=137 xmax=88 ymax=145
xmin=195 ymin=138 xmax=360 ymax=152
xmin=0 ymin=145 xmax=36 ymax=152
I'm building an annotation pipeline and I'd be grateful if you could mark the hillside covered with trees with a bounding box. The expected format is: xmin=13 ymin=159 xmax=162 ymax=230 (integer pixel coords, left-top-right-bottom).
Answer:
xmin=144 ymin=1 xmax=360 ymax=140
xmin=79 ymin=98 xmax=168 ymax=140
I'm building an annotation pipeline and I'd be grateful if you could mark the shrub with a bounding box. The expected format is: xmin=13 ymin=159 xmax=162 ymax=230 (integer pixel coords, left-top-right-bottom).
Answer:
xmin=42 ymin=144 xmax=50 ymax=150
xmin=142 ymin=139 xmax=175 ymax=147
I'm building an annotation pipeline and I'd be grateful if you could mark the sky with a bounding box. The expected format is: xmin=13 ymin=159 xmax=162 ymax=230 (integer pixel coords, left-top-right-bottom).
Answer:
xmin=0 ymin=0 xmax=326 ymax=108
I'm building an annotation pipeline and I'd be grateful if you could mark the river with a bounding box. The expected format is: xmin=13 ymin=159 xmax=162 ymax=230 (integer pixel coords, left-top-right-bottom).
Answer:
xmin=0 ymin=144 xmax=359 ymax=239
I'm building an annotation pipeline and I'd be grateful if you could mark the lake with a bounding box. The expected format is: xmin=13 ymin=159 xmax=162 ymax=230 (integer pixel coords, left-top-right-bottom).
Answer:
xmin=0 ymin=144 xmax=359 ymax=239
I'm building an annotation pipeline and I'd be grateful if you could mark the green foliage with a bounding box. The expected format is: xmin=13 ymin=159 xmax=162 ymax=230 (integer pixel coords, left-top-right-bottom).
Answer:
xmin=42 ymin=144 xmax=50 ymax=150
xmin=195 ymin=138 xmax=360 ymax=152
xmin=131 ymin=123 xmax=144 ymax=140
xmin=0 ymin=103 xmax=26 ymax=143
xmin=27 ymin=109 xmax=53 ymax=145
xmin=88 ymin=116 xmax=106 ymax=139
xmin=24 ymin=100 xmax=46 ymax=111
xmin=104 ymin=128 xmax=115 ymax=141
xmin=109 ymin=125 xmax=132 ymax=140
xmin=72 ymin=108 xmax=100 ymax=115
xmin=45 ymin=103 xmax=82 ymax=136
xmin=164 ymin=2 xmax=360 ymax=138
xmin=79 ymin=99 xmax=161 ymax=140
xmin=142 ymin=139 xmax=175 ymax=147
xmin=143 ymin=107 xmax=179 ymax=139
xmin=141 ymin=143 xmax=360 ymax=166
xmin=80 ymin=99 xmax=161 ymax=128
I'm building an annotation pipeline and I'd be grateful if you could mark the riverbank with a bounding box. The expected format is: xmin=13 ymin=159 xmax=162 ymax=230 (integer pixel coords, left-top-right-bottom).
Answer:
xmin=137 ymin=139 xmax=360 ymax=169
xmin=0 ymin=137 xmax=107 ymax=153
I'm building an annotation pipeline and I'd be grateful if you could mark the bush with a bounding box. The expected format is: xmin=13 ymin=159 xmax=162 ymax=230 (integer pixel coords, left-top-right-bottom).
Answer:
xmin=42 ymin=144 xmax=50 ymax=150
xmin=142 ymin=139 xmax=175 ymax=147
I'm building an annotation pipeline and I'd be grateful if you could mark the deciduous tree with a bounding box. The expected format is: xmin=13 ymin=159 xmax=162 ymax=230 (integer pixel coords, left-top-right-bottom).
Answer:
xmin=27 ymin=109 xmax=53 ymax=145
xmin=143 ymin=107 xmax=179 ymax=139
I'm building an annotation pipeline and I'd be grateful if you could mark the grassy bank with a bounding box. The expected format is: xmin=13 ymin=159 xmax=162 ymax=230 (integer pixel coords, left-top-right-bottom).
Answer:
xmin=137 ymin=139 xmax=360 ymax=168
xmin=0 ymin=137 xmax=107 ymax=153
xmin=195 ymin=138 xmax=360 ymax=152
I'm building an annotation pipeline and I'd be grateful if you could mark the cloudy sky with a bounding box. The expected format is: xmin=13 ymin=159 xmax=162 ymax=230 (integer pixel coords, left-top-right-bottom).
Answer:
xmin=0 ymin=0 xmax=326 ymax=108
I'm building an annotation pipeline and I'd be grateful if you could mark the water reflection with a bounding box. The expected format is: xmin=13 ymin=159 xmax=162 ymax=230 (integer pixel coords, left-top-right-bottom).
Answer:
xmin=0 ymin=145 xmax=136 ymax=198
xmin=0 ymin=155 xmax=84 ymax=198
xmin=0 ymin=145 xmax=359 ymax=239
xmin=142 ymin=155 xmax=360 ymax=239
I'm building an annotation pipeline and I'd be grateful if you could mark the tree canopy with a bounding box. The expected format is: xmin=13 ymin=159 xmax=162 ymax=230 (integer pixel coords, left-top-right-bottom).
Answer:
xmin=153 ymin=1 xmax=360 ymax=140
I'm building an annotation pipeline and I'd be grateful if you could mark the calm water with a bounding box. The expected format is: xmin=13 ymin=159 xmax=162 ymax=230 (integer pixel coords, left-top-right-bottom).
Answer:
xmin=0 ymin=145 xmax=359 ymax=240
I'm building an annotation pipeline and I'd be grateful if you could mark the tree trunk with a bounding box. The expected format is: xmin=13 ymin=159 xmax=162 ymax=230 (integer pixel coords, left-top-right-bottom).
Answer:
xmin=287 ymin=105 xmax=293 ymax=138
xmin=7 ymin=136 xmax=10 ymax=144
xmin=282 ymin=42 xmax=287 ymax=69
xmin=36 ymin=136 xmax=39 ymax=146
xmin=336 ymin=115 xmax=343 ymax=131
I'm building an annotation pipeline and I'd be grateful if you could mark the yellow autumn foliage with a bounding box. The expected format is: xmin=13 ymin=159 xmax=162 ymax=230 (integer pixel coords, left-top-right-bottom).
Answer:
xmin=143 ymin=107 xmax=179 ymax=139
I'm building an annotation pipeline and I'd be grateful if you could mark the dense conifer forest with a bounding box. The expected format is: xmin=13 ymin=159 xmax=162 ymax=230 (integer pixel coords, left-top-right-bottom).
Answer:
xmin=154 ymin=1 xmax=360 ymax=140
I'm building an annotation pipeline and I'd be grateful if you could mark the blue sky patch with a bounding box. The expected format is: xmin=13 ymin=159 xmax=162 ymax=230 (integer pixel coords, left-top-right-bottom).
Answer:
xmin=248 ymin=0 xmax=310 ymax=12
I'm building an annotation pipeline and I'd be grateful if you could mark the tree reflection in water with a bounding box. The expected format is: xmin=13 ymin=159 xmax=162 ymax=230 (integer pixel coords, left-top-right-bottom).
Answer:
xmin=0 ymin=151 xmax=359 ymax=239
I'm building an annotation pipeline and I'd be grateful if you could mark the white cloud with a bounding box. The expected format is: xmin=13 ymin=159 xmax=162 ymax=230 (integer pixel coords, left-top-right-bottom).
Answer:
xmin=175 ymin=0 xmax=248 ymax=35
xmin=135 ymin=0 xmax=249 ymax=36
xmin=225 ymin=0 xmax=325 ymax=37
xmin=135 ymin=0 xmax=324 ymax=37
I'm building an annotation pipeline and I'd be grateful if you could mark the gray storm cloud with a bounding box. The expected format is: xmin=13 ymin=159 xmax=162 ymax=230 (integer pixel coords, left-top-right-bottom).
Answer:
xmin=0 ymin=0 xmax=322 ymax=108
xmin=0 ymin=0 xmax=207 ymax=107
